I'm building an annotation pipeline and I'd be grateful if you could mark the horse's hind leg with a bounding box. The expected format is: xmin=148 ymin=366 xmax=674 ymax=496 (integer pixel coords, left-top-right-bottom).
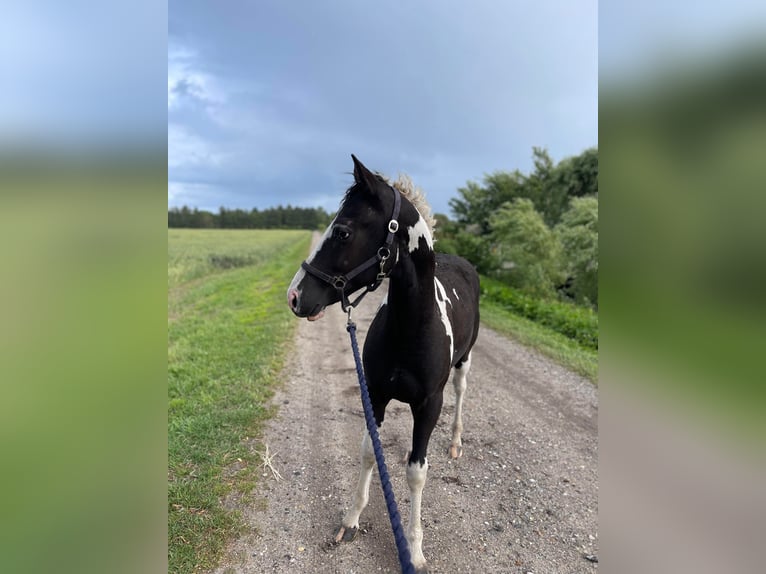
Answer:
xmin=335 ymin=428 xmax=374 ymax=543
xmin=449 ymin=351 xmax=472 ymax=459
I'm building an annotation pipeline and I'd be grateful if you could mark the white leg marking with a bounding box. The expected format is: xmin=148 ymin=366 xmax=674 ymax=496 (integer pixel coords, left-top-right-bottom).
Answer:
xmin=406 ymin=216 xmax=434 ymax=253
xmin=406 ymin=459 xmax=429 ymax=569
xmin=450 ymin=352 xmax=471 ymax=458
xmin=342 ymin=430 xmax=375 ymax=529
xmin=434 ymin=277 xmax=454 ymax=361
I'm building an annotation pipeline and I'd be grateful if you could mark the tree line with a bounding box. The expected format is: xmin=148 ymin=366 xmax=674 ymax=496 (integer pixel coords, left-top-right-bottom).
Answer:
xmin=168 ymin=205 xmax=332 ymax=230
xmin=436 ymin=147 xmax=598 ymax=308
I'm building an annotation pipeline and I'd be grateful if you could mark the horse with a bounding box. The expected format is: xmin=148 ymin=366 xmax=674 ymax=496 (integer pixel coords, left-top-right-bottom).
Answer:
xmin=286 ymin=155 xmax=480 ymax=573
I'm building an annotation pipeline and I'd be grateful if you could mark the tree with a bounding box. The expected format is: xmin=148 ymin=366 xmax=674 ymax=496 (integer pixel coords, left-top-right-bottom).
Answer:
xmin=450 ymin=170 xmax=528 ymax=235
xmin=542 ymin=147 xmax=599 ymax=226
xmin=190 ymin=208 xmax=215 ymax=228
xmin=450 ymin=147 xmax=598 ymax=232
xmin=489 ymin=198 xmax=564 ymax=299
xmin=555 ymin=196 xmax=598 ymax=307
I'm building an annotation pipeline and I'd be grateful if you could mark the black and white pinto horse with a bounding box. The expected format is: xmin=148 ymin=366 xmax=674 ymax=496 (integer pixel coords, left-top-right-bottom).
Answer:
xmin=287 ymin=155 xmax=480 ymax=572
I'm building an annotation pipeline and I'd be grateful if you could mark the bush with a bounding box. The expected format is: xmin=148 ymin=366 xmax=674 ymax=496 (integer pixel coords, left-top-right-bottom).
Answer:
xmin=481 ymin=276 xmax=598 ymax=350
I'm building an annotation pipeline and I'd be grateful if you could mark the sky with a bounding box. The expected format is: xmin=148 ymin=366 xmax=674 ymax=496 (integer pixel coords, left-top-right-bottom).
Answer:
xmin=599 ymin=0 xmax=766 ymax=83
xmin=168 ymin=0 xmax=598 ymax=216
xmin=1 ymin=1 xmax=165 ymax=147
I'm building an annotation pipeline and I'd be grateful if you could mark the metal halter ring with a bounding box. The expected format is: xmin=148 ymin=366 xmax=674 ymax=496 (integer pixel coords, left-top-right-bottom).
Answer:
xmin=388 ymin=220 xmax=399 ymax=233
xmin=377 ymin=246 xmax=391 ymax=260
xmin=332 ymin=276 xmax=347 ymax=289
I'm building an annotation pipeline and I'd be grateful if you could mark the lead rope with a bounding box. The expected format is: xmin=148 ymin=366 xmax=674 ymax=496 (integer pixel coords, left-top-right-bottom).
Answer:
xmin=346 ymin=309 xmax=415 ymax=574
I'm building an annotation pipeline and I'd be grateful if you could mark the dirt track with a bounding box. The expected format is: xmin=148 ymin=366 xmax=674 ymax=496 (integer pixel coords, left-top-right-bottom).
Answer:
xmin=213 ymin=247 xmax=598 ymax=574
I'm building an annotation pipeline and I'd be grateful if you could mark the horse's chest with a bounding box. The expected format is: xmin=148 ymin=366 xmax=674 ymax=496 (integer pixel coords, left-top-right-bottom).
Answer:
xmin=363 ymin=307 xmax=453 ymax=404
xmin=365 ymin=350 xmax=451 ymax=405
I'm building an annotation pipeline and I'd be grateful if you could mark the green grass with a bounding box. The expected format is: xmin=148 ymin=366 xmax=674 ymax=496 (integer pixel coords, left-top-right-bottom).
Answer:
xmin=168 ymin=229 xmax=311 ymax=574
xmin=480 ymin=276 xmax=598 ymax=350
xmin=479 ymin=294 xmax=598 ymax=384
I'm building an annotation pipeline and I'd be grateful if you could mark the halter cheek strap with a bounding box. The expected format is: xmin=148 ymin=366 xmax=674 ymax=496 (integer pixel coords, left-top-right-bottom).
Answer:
xmin=301 ymin=186 xmax=401 ymax=312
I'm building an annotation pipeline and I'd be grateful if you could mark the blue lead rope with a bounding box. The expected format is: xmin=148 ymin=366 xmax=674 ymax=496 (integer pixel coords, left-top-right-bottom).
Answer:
xmin=346 ymin=317 xmax=415 ymax=574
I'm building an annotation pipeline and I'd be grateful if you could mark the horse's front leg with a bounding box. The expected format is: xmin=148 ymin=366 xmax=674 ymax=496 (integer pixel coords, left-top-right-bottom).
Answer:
xmin=406 ymin=393 xmax=443 ymax=573
xmin=335 ymin=427 xmax=374 ymax=543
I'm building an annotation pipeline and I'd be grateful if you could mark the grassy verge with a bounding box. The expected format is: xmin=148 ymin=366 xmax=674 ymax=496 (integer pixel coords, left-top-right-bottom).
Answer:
xmin=480 ymin=300 xmax=598 ymax=383
xmin=480 ymin=276 xmax=598 ymax=350
xmin=168 ymin=229 xmax=310 ymax=574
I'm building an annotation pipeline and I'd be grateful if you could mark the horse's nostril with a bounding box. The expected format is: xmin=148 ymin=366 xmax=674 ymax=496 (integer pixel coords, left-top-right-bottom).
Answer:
xmin=288 ymin=289 xmax=299 ymax=310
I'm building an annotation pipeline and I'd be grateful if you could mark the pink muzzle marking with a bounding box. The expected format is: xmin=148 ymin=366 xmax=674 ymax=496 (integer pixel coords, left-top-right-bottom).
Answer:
xmin=288 ymin=289 xmax=299 ymax=312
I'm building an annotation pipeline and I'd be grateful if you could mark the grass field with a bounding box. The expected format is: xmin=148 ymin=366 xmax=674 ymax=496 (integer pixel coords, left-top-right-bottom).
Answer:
xmin=168 ymin=229 xmax=310 ymax=574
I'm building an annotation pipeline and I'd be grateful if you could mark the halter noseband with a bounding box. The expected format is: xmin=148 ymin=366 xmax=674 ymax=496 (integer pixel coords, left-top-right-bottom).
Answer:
xmin=301 ymin=186 xmax=401 ymax=312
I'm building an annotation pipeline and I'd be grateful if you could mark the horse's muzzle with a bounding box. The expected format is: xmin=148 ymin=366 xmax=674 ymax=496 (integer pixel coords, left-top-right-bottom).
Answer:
xmin=287 ymin=288 xmax=325 ymax=321
xmin=288 ymin=289 xmax=300 ymax=313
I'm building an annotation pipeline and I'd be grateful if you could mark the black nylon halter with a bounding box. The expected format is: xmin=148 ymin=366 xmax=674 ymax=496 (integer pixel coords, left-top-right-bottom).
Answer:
xmin=301 ymin=186 xmax=401 ymax=312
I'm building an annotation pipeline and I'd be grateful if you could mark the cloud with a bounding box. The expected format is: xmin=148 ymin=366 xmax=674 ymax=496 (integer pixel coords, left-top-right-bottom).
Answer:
xmin=168 ymin=43 xmax=226 ymax=111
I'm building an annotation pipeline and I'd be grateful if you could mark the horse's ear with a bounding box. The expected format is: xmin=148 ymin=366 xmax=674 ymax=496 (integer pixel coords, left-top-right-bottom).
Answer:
xmin=351 ymin=154 xmax=378 ymax=193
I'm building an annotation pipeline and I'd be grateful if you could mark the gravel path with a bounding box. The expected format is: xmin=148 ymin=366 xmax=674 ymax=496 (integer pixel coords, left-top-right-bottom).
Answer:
xmin=212 ymin=242 xmax=598 ymax=574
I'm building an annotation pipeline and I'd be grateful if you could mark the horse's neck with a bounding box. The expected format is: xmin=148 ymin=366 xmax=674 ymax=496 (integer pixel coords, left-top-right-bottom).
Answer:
xmin=387 ymin=250 xmax=435 ymax=325
xmin=387 ymin=210 xmax=436 ymax=323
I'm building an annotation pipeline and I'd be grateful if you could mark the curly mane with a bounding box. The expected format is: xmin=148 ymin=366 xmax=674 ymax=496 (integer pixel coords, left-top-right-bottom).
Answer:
xmin=384 ymin=173 xmax=436 ymax=237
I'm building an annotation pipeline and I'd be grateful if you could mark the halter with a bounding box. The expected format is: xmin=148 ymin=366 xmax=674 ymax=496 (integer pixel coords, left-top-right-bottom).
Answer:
xmin=301 ymin=186 xmax=401 ymax=312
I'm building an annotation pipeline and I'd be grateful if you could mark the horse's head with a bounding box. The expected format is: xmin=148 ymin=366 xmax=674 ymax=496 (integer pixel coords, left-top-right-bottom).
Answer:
xmin=287 ymin=155 xmax=401 ymax=321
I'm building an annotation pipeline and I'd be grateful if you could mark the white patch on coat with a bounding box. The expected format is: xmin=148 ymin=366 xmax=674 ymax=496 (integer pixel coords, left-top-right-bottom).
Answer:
xmin=434 ymin=277 xmax=454 ymax=360
xmin=306 ymin=218 xmax=336 ymax=264
xmin=453 ymin=287 xmax=460 ymax=301
xmin=406 ymin=216 xmax=433 ymax=253
xmin=378 ymin=289 xmax=388 ymax=310
xmin=287 ymin=218 xmax=336 ymax=296
xmin=287 ymin=267 xmax=305 ymax=297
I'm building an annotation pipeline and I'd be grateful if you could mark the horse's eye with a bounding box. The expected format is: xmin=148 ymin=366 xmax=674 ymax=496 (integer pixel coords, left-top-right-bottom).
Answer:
xmin=333 ymin=226 xmax=351 ymax=242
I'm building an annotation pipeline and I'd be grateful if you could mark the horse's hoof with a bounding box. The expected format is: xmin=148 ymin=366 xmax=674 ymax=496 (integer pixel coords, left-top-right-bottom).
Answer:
xmin=449 ymin=444 xmax=463 ymax=459
xmin=334 ymin=525 xmax=358 ymax=543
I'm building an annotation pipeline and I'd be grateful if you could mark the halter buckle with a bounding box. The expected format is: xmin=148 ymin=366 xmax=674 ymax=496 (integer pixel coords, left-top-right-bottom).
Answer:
xmin=388 ymin=220 xmax=399 ymax=233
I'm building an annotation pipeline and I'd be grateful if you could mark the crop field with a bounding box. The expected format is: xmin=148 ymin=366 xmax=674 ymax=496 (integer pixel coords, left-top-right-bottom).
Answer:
xmin=168 ymin=229 xmax=310 ymax=573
